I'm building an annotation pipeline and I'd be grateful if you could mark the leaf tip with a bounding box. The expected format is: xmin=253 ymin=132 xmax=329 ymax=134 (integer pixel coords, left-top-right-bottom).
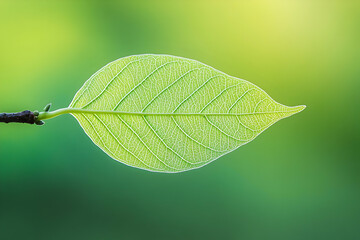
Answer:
xmin=288 ymin=104 xmax=306 ymax=116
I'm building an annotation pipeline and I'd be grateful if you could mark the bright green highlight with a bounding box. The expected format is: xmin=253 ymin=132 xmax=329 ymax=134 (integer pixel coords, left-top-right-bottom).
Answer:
xmin=50 ymin=54 xmax=306 ymax=173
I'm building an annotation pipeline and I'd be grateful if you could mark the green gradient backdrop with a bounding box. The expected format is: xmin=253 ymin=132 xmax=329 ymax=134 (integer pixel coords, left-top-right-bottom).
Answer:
xmin=0 ymin=1 xmax=359 ymax=239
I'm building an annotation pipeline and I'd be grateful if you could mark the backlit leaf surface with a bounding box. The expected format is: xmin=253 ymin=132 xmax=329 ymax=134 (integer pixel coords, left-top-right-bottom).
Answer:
xmin=69 ymin=54 xmax=304 ymax=172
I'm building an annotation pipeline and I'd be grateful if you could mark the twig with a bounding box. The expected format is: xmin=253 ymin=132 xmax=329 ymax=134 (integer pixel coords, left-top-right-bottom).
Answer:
xmin=0 ymin=110 xmax=43 ymax=125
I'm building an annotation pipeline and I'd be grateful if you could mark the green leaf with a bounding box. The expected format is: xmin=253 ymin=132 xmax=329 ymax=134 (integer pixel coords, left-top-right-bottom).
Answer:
xmin=68 ymin=54 xmax=305 ymax=173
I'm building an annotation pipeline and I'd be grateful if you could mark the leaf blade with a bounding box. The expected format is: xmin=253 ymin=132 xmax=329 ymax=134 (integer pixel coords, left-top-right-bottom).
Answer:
xmin=70 ymin=54 xmax=305 ymax=172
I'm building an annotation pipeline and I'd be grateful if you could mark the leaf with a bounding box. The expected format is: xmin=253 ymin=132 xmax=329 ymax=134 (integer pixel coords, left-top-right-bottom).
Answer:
xmin=69 ymin=54 xmax=305 ymax=173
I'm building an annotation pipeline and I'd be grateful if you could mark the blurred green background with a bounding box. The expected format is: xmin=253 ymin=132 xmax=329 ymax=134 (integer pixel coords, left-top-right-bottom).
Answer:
xmin=0 ymin=0 xmax=359 ymax=239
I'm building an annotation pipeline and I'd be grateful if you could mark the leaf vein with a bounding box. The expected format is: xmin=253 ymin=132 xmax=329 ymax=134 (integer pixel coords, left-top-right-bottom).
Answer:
xmin=142 ymin=116 xmax=202 ymax=165
xmin=81 ymin=114 xmax=116 ymax=157
xmin=199 ymin=82 xmax=243 ymax=113
xmin=171 ymin=116 xmax=225 ymax=153
xmin=172 ymin=75 xmax=225 ymax=113
xmin=141 ymin=67 xmax=205 ymax=112
xmin=93 ymin=114 xmax=163 ymax=171
xmin=227 ymin=88 xmax=256 ymax=113
xmin=203 ymin=115 xmax=250 ymax=142
xmin=112 ymin=60 xmax=182 ymax=111
xmin=81 ymin=59 xmax=143 ymax=109
xmin=116 ymin=115 xmax=181 ymax=171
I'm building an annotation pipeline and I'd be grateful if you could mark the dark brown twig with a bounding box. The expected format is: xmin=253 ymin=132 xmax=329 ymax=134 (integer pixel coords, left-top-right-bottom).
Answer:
xmin=0 ymin=111 xmax=37 ymax=124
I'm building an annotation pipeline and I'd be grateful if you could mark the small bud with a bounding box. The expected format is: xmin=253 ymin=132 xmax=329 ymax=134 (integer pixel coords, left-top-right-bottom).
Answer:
xmin=44 ymin=103 xmax=52 ymax=112
xmin=35 ymin=120 xmax=45 ymax=126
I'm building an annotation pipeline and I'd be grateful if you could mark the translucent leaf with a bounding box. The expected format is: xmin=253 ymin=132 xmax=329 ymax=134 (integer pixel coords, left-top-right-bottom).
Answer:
xmin=69 ymin=54 xmax=305 ymax=172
